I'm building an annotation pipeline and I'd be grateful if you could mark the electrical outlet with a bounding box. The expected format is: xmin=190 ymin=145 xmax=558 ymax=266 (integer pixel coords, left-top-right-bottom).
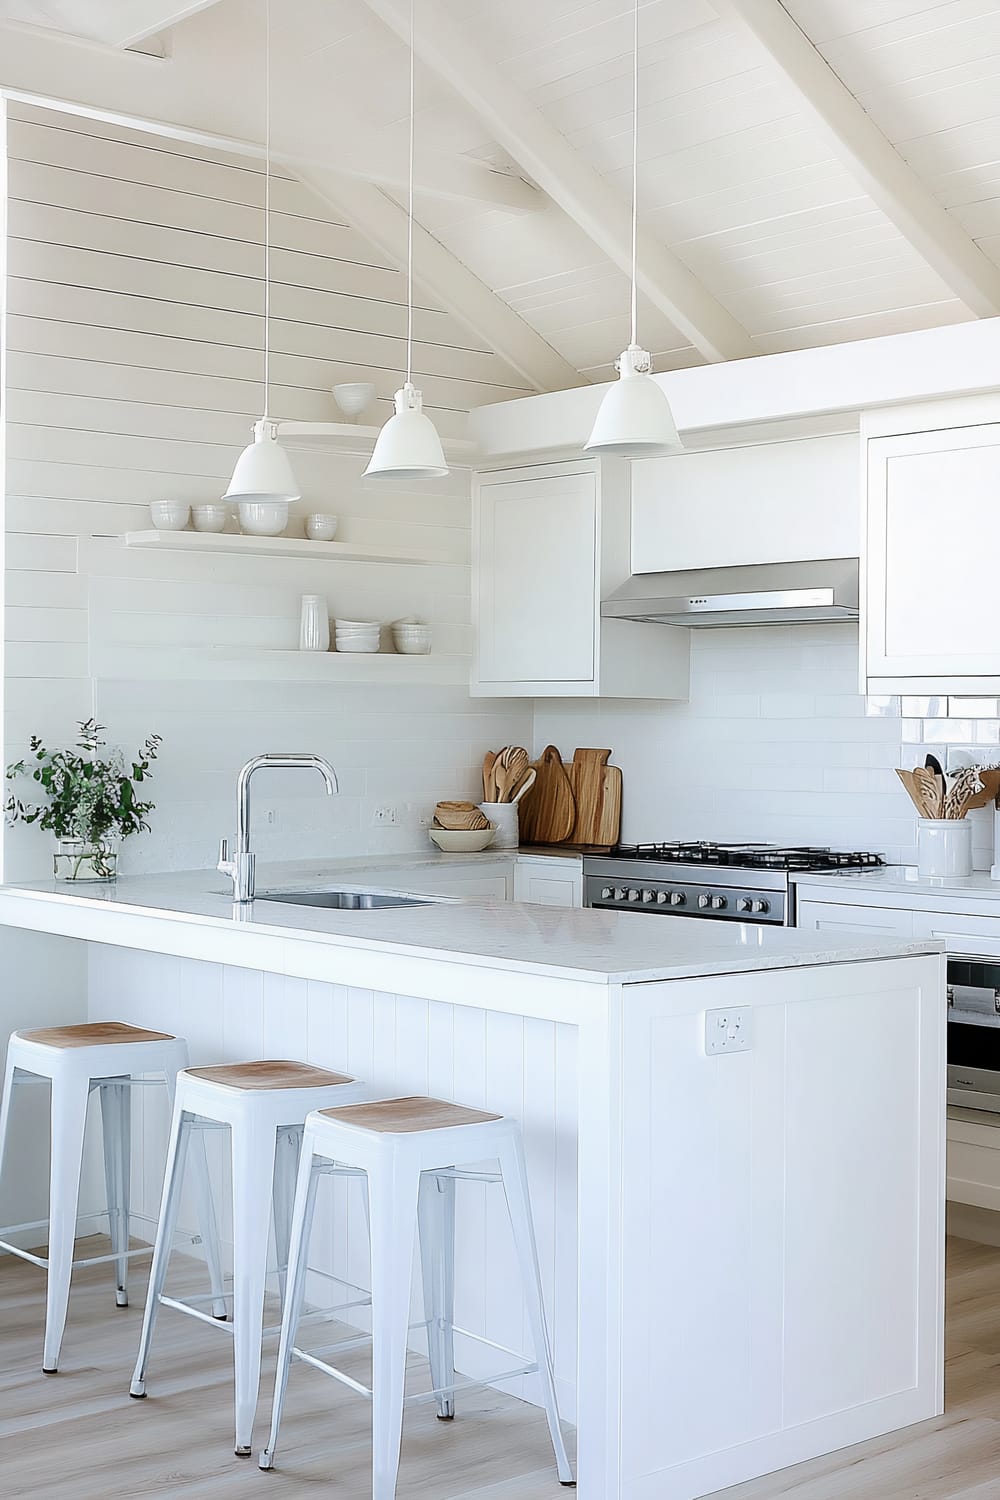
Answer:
xmin=372 ymin=805 xmax=399 ymax=826
xmin=705 ymin=1006 xmax=752 ymax=1055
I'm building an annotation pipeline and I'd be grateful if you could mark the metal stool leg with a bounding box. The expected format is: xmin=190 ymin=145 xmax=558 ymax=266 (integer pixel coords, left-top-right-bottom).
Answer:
xmin=188 ymin=1128 xmax=228 ymax=1321
xmin=0 ymin=1055 xmax=21 ymax=1205
xmin=130 ymin=1109 xmax=192 ymax=1397
xmin=417 ymin=1171 xmax=456 ymax=1420
xmin=42 ymin=1076 xmax=91 ymax=1373
xmin=369 ymin=1161 xmax=421 ymax=1500
xmin=230 ymin=1117 xmax=280 ymax=1456
xmin=99 ymin=1078 xmax=131 ymax=1308
xmin=497 ymin=1133 xmax=574 ymax=1486
xmin=259 ymin=1147 xmax=323 ymax=1471
xmin=271 ymin=1125 xmax=301 ymax=1310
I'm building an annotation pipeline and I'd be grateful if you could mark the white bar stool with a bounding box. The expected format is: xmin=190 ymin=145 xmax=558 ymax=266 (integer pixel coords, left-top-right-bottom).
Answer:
xmin=260 ymin=1095 xmax=575 ymax=1498
xmin=0 ymin=1020 xmax=191 ymax=1373
xmin=129 ymin=1059 xmax=367 ymax=1456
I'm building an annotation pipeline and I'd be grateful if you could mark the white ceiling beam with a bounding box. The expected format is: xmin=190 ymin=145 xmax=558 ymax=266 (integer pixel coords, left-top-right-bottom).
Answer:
xmin=298 ymin=168 xmax=583 ymax=392
xmin=0 ymin=20 xmax=540 ymax=212
xmin=84 ymin=2 xmax=225 ymax=50
xmin=359 ymin=0 xmax=757 ymax=365
xmin=714 ymin=0 xmax=1000 ymax=318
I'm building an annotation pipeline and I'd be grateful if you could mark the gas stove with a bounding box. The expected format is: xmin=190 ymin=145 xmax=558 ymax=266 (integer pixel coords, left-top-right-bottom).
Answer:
xmin=583 ymin=843 xmax=884 ymax=925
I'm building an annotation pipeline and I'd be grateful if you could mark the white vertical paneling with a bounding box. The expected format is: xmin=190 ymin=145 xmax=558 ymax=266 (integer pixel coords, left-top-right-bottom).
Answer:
xmin=85 ymin=946 xmax=581 ymax=1416
xmin=4 ymin=102 xmax=533 ymax=883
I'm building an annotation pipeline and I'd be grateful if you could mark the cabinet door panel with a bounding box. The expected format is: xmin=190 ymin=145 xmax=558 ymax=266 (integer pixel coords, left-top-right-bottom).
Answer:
xmin=632 ymin=435 xmax=858 ymax=573
xmin=867 ymin=425 xmax=1000 ymax=678
xmin=796 ymin=899 xmax=914 ymax=938
xmin=477 ymin=471 xmax=596 ymax=684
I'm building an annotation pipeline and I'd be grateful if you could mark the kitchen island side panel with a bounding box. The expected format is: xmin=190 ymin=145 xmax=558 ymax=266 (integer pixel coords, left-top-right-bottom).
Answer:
xmin=85 ymin=943 xmax=580 ymax=1418
xmin=614 ymin=953 xmax=946 ymax=1500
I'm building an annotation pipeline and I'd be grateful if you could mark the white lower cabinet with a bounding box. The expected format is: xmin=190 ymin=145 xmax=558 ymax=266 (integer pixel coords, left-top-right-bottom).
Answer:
xmin=798 ymin=889 xmax=1000 ymax=1213
xmin=375 ymin=862 xmax=513 ymax=901
xmin=513 ymin=858 xmax=583 ymax=908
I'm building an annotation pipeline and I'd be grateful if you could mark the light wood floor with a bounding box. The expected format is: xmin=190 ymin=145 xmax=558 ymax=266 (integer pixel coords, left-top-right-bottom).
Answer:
xmin=1 ymin=1237 xmax=998 ymax=1498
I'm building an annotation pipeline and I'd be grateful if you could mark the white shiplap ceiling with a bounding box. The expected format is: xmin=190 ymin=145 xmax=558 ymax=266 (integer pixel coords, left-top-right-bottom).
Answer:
xmin=2 ymin=0 xmax=1000 ymax=392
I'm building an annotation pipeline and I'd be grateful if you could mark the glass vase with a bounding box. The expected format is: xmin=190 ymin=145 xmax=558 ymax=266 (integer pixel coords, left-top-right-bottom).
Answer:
xmin=53 ymin=837 xmax=119 ymax=882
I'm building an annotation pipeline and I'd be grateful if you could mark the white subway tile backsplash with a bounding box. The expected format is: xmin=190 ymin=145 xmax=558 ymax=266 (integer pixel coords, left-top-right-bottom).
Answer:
xmin=923 ymin=720 xmax=974 ymax=743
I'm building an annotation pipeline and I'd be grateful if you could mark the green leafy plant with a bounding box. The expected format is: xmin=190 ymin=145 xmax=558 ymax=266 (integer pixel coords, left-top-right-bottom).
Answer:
xmin=6 ymin=719 xmax=162 ymax=868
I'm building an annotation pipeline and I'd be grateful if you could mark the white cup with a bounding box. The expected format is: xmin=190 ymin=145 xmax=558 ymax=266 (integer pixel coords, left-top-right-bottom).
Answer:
xmin=305 ymin=513 xmax=338 ymax=542
xmin=150 ymin=501 xmax=190 ymax=531
xmin=192 ymin=503 xmax=227 ymax=533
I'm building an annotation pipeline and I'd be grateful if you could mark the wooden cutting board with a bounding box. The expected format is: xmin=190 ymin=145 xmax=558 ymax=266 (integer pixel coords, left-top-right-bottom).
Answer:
xmin=569 ymin=749 xmax=622 ymax=846
xmin=518 ymin=746 xmax=576 ymax=844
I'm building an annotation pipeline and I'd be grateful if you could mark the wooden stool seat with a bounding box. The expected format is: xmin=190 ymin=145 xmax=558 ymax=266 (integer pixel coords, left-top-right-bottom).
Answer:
xmin=20 ymin=1021 xmax=175 ymax=1049
xmin=186 ymin=1060 xmax=354 ymax=1091
xmin=320 ymin=1095 xmax=502 ymax=1134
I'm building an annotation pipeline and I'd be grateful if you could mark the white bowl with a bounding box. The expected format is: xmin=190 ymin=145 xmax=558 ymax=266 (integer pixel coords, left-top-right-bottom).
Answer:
xmin=335 ymin=618 xmax=379 ymax=630
xmin=192 ymin=503 xmax=228 ymax=533
xmin=238 ymin=500 xmax=289 ymax=537
xmin=394 ymin=638 xmax=431 ymax=655
xmin=332 ymin=382 xmax=375 ymax=419
xmin=150 ymin=501 xmax=190 ymax=531
xmin=305 ymin=513 xmax=338 ymax=542
xmin=335 ymin=639 xmax=380 ymax=654
xmin=429 ymin=826 xmax=496 ymax=852
xmin=336 ymin=629 xmax=380 ymax=641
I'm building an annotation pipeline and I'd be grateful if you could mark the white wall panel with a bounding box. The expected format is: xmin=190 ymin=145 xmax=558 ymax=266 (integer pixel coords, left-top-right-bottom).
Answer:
xmin=3 ymin=103 xmax=532 ymax=882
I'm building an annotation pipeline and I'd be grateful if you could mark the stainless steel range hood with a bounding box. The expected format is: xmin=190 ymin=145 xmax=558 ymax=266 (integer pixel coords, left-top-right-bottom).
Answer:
xmin=601 ymin=558 xmax=859 ymax=628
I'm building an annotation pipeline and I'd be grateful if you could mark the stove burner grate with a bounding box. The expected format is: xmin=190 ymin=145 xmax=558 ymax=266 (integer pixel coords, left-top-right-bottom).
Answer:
xmin=608 ymin=841 xmax=884 ymax=873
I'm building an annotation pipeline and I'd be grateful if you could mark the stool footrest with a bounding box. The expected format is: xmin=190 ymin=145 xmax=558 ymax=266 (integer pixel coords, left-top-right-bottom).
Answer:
xmin=290 ymin=1342 xmax=538 ymax=1406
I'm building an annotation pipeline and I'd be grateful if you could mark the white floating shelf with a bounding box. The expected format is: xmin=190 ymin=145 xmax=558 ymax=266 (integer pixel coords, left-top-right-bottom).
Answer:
xmin=275 ymin=421 xmax=478 ymax=462
xmin=91 ymin=645 xmax=470 ymax=684
xmin=123 ymin=530 xmax=452 ymax=566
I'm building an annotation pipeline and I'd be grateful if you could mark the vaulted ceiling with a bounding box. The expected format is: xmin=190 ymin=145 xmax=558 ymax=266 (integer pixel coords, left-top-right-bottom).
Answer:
xmin=2 ymin=0 xmax=1000 ymax=393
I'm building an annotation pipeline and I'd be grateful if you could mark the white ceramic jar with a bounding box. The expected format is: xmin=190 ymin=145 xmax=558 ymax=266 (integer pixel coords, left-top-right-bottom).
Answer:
xmin=299 ymin=595 xmax=330 ymax=652
xmin=479 ymin=801 xmax=518 ymax=850
xmin=305 ymin=513 xmax=338 ymax=542
xmin=916 ymin=818 xmax=973 ymax=878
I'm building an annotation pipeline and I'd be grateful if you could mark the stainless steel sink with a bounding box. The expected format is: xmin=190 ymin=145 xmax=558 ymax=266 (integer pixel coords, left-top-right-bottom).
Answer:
xmin=256 ymin=889 xmax=431 ymax=910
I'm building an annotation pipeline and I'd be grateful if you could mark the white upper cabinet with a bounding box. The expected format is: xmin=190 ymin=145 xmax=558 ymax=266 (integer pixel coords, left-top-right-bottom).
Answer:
xmin=472 ymin=457 xmax=689 ymax=699
xmin=631 ymin=433 xmax=859 ymax=574
xmin=864 ymin=397 xmax=1000 ymax=692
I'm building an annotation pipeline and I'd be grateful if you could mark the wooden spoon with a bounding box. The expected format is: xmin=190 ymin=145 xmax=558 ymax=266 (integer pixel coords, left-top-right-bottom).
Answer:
xmin=483 ymin=750 xmax=498 ymax=802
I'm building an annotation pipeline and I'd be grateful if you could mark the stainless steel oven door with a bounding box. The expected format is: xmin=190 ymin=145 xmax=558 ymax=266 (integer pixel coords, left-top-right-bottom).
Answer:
xmin=947 ymin=955 xmax=1000 ymax=1112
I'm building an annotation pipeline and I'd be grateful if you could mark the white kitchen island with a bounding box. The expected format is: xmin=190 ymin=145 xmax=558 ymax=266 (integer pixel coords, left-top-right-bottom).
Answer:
xmin=0 ymin=866 xmax=946 ymax=1500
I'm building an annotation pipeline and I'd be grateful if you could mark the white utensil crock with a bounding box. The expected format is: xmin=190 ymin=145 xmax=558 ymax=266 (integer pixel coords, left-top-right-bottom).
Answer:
xmin=917 ymin=818 xmax=972 ymax=878
xmin=299 ymin=595 xmax=330 ymax=652
xmin=479 ymin=801 xmax=518 ymax=850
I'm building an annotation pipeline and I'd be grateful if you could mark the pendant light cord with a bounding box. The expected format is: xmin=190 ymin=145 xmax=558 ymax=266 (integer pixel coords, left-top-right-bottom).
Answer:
xmin=263 ymin=0 xmax=272 ymax=419
xmin=629 ymin=0 xmax=638 ymax=349
xmin=406 ymin=0 xmax=415 ymax=387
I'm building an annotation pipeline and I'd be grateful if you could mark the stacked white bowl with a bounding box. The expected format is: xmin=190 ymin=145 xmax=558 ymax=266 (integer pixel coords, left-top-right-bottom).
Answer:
xmin=335 ymin=618 xmax=380 ymax=654
xmin=392 ymin=619 xmax=431 ymax=655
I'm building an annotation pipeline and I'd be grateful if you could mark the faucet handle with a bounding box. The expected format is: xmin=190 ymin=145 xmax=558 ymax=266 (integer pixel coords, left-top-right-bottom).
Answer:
xmin=218 ymin=836 xmax=232 ymax=872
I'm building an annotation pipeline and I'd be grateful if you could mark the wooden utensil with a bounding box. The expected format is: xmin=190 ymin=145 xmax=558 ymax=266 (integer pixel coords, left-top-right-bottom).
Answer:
xmin=912 ymin=766 xmax=945 ymax=818
xmin=518 ymin=746 xmax=576 ymax=843
xmin=482 ymin=751 xmax=498 ymax=802
xmin=511 ymin=767 xmax=537 ymax=803
xmin=568 ymin=749 xmax=617 ymax=845
xmin=896 ymin=769 xmax=927 ymax=816
xmin=493 ymin=745 xmax=530 ymax=802
xmin=434 ymin=800 xmax=490 ymax=831
xmin=964 ymin=767 xmax=1000 ymax=812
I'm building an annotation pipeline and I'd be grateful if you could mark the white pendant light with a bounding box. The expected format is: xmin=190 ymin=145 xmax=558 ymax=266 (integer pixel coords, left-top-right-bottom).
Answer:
xmin=225 ymin=0 xmax=300 ymax=504
xmin=365 ymin=0 xmax=448 ymax=481
xmin=586 ymin=0 xmax=682 ymax=458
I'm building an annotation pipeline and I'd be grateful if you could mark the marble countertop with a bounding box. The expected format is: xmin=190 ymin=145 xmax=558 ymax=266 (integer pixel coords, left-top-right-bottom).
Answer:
xmin=793 ymin=866 xmax=1000 ymax=902
xmin=0 ymin=860 xmax=941 ymax=986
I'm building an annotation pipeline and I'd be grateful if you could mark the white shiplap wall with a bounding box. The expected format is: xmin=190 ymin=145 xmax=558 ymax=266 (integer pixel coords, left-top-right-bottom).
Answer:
xmin=2 ymin=102 xmax=532 ymax=880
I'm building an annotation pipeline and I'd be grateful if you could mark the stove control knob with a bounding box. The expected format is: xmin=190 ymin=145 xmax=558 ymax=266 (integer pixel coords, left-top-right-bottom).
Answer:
xmin=752 ymin=898 xmax=770 ymax=915
xmin=711 ymin=895 xmax=727 ymax=910
xmin=656 ymin=890 xmax=669 ymax=904
xmin=627 ymin=888 xmax=642 ymax=903
xmin=601 ymin=887 xmax=614 ymax=900
xmin=670 ymin=891 xmax=686 ymax=906
xmin=736 ymin=897 xmax=752 ymax=913
xmin=698 ymin=893 xmax=713 ymax=909
xmin=642 ymin=889 xmax=656 ymax=903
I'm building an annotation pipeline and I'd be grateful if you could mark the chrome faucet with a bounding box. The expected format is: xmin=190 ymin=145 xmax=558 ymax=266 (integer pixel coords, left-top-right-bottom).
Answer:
xmin=218 ymin=753 xmax=339 ymax=902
